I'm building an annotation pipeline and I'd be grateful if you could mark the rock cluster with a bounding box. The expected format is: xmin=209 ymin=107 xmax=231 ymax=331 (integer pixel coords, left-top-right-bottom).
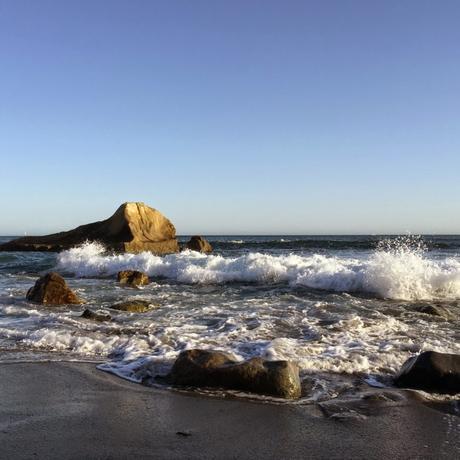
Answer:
xmin=166 ymin=349 xmax=301 ymax=399
xmin=26 ymin=272 xmax=83 ymax=305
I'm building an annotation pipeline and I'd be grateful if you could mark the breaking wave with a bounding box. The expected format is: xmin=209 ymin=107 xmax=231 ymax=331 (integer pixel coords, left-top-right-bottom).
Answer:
xmin=56 ymin=239 xmax=460 ymax=301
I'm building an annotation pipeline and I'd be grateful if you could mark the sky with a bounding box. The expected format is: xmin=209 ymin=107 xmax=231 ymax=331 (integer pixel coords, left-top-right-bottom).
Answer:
xmin=0 ymin=0 xmax=459 ymax=235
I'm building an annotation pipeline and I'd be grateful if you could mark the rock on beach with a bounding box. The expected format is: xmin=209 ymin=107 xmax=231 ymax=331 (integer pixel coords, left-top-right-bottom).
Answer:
xmin=394 ymin=351 xmax=460 ymax=394
xmin=166 ymin=349 xmax=301 ymax=399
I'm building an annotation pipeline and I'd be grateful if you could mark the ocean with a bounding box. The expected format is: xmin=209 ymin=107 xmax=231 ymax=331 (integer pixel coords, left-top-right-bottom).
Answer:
xmin=1 ymin=235 xmax=459 ymax=402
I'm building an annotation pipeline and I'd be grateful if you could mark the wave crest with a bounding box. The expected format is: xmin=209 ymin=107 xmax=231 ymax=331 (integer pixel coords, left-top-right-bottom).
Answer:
xmin=56 ymin=241 xmax=460 ymax=301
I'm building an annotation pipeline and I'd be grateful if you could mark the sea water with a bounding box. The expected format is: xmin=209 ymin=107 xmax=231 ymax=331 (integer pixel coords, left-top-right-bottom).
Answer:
xmin=0 ymin=235 xmax=459 ymax=401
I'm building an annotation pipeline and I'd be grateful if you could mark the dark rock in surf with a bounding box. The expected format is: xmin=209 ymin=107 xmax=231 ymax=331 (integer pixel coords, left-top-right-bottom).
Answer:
xmin=394 ymin=351 xmax=460 ymax=394
xmin=111 ymin=300 xmax=153 ymax=313
xmin=412 ymin=305 xmax=454 ymax=320
xmin=0 ymin=202 xmax=179 ymax=255
xmin=26 ymin=272 xmax=83 ymax=305
xmin=81 ymin=308 xmax=111 ymax=322
xmin=166 ymin=349 xmax=301 ymax=399
xmin=185 ymin=236 xmax=213 ymax=253
xmin=117 ymin=270 xmax=149 ymax=287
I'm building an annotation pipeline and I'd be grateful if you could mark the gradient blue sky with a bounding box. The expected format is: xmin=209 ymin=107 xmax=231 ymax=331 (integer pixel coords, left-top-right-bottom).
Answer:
xmin=1 ymin=0 xmax=459 ymax=235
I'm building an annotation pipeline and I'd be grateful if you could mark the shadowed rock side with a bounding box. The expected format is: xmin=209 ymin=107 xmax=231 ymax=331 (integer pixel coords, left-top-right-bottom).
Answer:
xmin=0 ymin=202 xmax=180 ymax=254
xmin=394 ymin=351 xmax=460 ymax=394
xmin=166 ymin=349 xmax=301 ymax=399
xmin=26 ymin=272 xmax=83 ymax=305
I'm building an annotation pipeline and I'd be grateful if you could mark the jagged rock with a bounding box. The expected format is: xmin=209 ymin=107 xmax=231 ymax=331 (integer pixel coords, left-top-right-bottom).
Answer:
xmin=81 ymin=309 xmax=111 ymax=322
xmin=394 ymin=351 xmax=460 ymax=394
xmin=117 ymin=270 xmax=149 ymax=287
xmin=166 ymin=349 xmax=301 ymax=399
xmin=0 ymin=202 xmax=180 ymax=255
xmin=111 ymin=300 xmax=153 ymax=313
xmin=186 ymin=236 xmax=212 ymax=253
xmin=413 ymin=305 xmax=454 ymax=320
xmin=26 ymin=272 xmax=83 ymax=305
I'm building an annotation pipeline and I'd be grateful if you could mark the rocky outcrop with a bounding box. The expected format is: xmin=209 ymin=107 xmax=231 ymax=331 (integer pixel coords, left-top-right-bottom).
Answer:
xmin=186 ymin=236 xmax=212 ymax=253
xmin=111 ymin=300 xmax=153 ymax=313
xmin=81 ymin=309 xmax=111 ymax=322
xmin=394 ymin=351 xmax=460 ymax=394
xmin=0 ymin=202 xmax=180 ymax=255
xmin=117 ymin=270 xmax=149 ymax=287
xmin=26 ymin=272 xmax=83 ymax=305
xmin=166 ymin=349 xmax=301 ymax=399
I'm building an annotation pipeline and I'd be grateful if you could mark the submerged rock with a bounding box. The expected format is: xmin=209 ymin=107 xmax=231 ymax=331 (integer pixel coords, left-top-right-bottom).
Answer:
xmin=111 ymin=300 xmax=153 ymax=313
xmin=412 ymin=305 xmax=454 ymax=320
xmin=185 ymin=236 xmax=213 ymax=253
xmin=394 ymin=351 xmax=460 ymax=394
xmin=81 ymin=308 xmax=111 ymax=322
xmin=117 ymin=270 xmax=149 ymax=287
xmin=0 ymin=202 xmax=180 ymax=255
xmin=166 ymin=349 xmax=301 ymax=399
xmin=26 ymin=272 xmax=83 ymax=305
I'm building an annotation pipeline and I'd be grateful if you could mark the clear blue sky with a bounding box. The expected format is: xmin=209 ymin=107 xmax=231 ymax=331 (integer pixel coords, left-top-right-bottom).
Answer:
xmin=1 ymin=0 xmax=459 ymax=235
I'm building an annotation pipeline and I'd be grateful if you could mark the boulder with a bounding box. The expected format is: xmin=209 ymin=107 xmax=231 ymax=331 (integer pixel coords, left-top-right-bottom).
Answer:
xmin=117 ymin=270 xmax=149 ymax=287
xmin=26 ymin=272 xmax=83 ymax=305
xmin=111 ymin=300 xmax=153 ymax=313
xmin=0 ymin=202 xmax=180 ymax=255
xmin=81 ymin=308 xmax=111 ymax=322
xmin=394 ymin=351 xmax=460 ymax=394
xmin=166 ymin=349 xmax=301 ymax=399
xmin=186 ymin=236 xmax=212 ymax=253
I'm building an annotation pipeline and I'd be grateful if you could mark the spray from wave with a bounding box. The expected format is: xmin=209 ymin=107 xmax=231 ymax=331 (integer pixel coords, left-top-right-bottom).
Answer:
xmin=56 ymin=238 xmax=460 ymax=301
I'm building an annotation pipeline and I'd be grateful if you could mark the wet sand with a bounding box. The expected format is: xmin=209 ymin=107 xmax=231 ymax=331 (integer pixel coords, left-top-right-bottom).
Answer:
xmin=0 ymin=362 xmax=458 ymax=459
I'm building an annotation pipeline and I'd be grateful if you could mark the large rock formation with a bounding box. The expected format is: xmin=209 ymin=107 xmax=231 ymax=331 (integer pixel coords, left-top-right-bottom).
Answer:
xmin=166 ymin=349 xmax=301 ymax=399
xmin=26 ymin=272 xmax=83 ymax=305
xmin=0 ymin=202 xmax=180 ymax=254
xmin=394 ymin=351 xmax=460 ymax=394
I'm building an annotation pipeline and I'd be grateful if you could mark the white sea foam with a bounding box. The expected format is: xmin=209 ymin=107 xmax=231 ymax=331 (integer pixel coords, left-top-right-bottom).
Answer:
xmin=56 ymin=241 xmax=460 ymax=301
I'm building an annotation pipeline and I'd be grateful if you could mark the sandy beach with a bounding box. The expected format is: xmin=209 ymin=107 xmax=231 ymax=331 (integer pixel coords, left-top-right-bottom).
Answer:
xmin=0 ymin=361 xmax=458 ymax=459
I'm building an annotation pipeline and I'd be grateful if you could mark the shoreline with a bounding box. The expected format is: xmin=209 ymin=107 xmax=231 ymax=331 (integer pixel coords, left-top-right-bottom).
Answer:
xmin=0 ymin=362 xmax=458 ymax=459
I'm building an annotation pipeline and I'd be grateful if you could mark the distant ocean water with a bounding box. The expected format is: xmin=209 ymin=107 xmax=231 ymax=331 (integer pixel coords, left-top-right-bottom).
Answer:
xmin=0 ymin=234 xmax=459 ymax=401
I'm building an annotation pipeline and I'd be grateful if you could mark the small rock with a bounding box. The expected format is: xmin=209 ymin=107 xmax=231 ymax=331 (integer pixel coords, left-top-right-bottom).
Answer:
xmin=394 ymin=351 xmax=460 ymax=394
xmin=111 ymin=300 xmax=152 ymax=313
xmin=166 ymin=349 xmax=301 ymax=399
xmin=117 ymin=270 xmax=149 ymax=287
xmin=26 ymin=272 xmax=83 ymax=305
xmin=185 ymin=236 xmax=212 ymax=253
xmin=81 ymin=309 xmax=111 ymax=322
